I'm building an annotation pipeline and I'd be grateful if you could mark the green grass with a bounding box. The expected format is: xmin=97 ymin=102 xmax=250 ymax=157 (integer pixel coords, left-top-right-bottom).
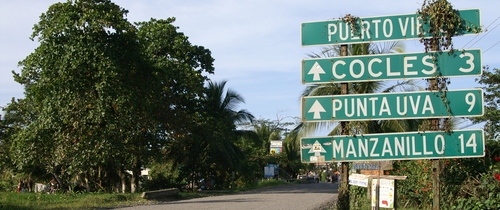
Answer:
xmin=0 ymin=180 xmax=290 ymax=210
xmin=233 ymin=179 xmax=289 ymax=192
xmin=0 ymin=191 xmax=150 ymax=210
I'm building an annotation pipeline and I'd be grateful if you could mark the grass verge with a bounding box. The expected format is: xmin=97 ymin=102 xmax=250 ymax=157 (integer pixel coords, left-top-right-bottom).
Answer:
xmin=0 ymin=180 xmax=289 ymax=210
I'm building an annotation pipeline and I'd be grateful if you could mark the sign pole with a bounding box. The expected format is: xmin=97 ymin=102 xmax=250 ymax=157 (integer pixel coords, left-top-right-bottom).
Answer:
xmin=338 ymin=44 xmax=350 ymax=210
xmin=429 ymin=38 xmax=441 ymax=210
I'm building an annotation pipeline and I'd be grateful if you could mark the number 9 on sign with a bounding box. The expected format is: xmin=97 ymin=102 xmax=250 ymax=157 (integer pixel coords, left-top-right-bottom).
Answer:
xmin=465 ymin=93 xmax=475 ymax=112
xmin=447 ymin=89 xmax=483 ymax=117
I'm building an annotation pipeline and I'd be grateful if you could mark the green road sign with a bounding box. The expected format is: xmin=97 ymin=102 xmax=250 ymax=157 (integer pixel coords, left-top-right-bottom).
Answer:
xmin=302 ymin=89 xmax=483 ymax=122
xmin=302 ymin=129 xmax=484 ymax=162
xmin=302 ymin=49 xmax=482 ymax=84
xmin=328 ymin=129 xmax=485 ymax=161
xmin=301 ymin=137 xmax=334 ymax=163
xmin=301 ymin=9 xmax=480 ymax=46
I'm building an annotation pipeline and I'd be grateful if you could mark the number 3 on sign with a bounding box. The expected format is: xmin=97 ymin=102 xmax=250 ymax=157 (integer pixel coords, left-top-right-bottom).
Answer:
xmin=459 ymin=133 xmax=477 ymax=153
xmin=459 ymin=52 xmax=475 ymax=73
xmin=465 ymin=93 xmax=476 ymax=112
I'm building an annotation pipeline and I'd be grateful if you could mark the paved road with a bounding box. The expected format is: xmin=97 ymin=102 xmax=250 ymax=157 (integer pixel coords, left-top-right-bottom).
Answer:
xmin=116 ymin=182 xmax=339 ymax=210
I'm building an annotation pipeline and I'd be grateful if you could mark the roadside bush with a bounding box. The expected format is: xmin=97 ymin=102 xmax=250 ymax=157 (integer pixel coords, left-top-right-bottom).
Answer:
xmin=450 ymin=173 xmax=500 ymax=210
xmin=0 ymin=180 xmax=14 ymax=192
xmin=390 ymin=159 xmax=433 ymax=209
xmin=349 ymin=185 xmax=369 ymax=210
xmin=141 ymin=162 xmax=184 ymax=191
xmin=448 ymin=140 xmax=500 ymax=210
xmin=141 ymin=174 xmax=183 ymax=191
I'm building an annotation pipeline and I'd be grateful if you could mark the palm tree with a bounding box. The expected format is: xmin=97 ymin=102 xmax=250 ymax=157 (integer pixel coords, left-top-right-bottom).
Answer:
xmin=298 ymin=41 xmax=422 ymax=137
xmin=201 ymin=80 xmax=256 ymax=187
xmin=204 ymin=80 xmax=255 ymax=126
xmin=164 ymin=80 xmax=257 ymax=190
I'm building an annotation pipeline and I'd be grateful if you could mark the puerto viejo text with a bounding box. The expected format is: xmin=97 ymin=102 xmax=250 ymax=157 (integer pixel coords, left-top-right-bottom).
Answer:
xmin=301 ymin=9 xmax=480 ymax=46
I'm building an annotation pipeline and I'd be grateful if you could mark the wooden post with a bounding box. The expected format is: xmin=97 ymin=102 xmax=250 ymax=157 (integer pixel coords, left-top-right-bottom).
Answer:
xmin=429 ymin=38 xmax=441 ymax=210
xmin=337 ymin=44 xmax=350 ymax=210
xmin=376 ymin=161 xmax=382 ymax=210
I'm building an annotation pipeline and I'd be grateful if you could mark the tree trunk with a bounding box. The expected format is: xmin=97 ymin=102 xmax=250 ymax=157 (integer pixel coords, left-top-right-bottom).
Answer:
xmin=118 ymin=168 xmax=127 ymax=193
xmin=84 ymin=172 xmax=90 ymax=192
xmin=98 ymin=166 xmax=102 ymax=191
xmin=130 ymin=156 xmax=141 ymax=193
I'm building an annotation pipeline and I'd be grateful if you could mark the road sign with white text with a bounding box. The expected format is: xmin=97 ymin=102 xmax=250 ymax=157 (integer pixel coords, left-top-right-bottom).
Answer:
xmin=301 ymin=9 xmax=480 ymax=46
xmin=329 ymin=129 xmax=485 ymax=161
xmin=302 ymin=49 xmax=482 ymax=84
xmin=301 ymin=129 xmax=484 ymax=162
xmin=302 ymin=89 xmax=483 ymax=122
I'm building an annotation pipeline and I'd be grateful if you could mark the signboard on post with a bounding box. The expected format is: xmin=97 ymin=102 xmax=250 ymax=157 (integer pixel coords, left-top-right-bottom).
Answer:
xmin=302 ymin=89 xmax=483 ymax=122
xmin=349 ymin=174 xmax=369 ymax=187
xmin=332 ymin=129 xmax=484 ymax=161
xmin=270 ymin=140 xmax=283 ymax=154
xmin=300 ymin=137 xmax=334 ymax=163
xmin=264 ymin=164 xmax=279 ymax=178
xmin=301 ymin=129 xmax=484 ymax=162
xmin=302 ymin=49 xmax=482 ymax=84
xmin=301 ymin=9 xmax=480 ymax=46
xmin=372 ymin=179 xmax=395 ymax=209
xmin=352 ymin=161 xmax=393 ymax=170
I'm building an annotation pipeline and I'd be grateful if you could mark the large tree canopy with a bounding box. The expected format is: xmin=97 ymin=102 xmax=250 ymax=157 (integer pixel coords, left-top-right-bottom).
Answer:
xmin=8 ymin=0 xmax=214 ymax=192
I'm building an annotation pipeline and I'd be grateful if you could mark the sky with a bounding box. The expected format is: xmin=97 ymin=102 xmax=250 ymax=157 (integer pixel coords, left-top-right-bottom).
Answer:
xmin=1 ymin=0 xmax=498 ymax=134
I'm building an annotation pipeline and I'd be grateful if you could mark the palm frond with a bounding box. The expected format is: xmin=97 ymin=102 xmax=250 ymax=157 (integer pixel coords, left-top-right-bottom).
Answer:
xmin=371 ymin=41 xmax=406 ymax=54
xmin=297 ymin=121 xmax=338 ymax=137
xmin=382 ymin=80 xmax=423 ymax=93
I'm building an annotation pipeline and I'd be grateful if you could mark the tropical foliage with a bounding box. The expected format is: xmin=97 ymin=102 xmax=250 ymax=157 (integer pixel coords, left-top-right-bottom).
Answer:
xmin=2 ymin=0 xmax=214 ymax=193
xmin=0 ymin=0 xmax=298 ymax=194
xmin=472 ymin=66 xmax=500 ymax=140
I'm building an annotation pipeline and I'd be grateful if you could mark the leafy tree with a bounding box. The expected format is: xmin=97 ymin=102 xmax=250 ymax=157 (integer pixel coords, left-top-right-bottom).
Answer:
xmin=471 ymin=66 xmax=500 ymax=140
xmin=0 ymin=104 xmax=19 ymax=174
xmin=280 ymin=128 xmax=304 ymax=179
xmin=125 ymin=17 xmax=214 ymax=193
xmin=240 ymin=118 xmax=294 ymax=156
xmin=8 ymin=0 xmax=214 ymax=193
xmin=428 ymin=66 xmax=500 ymax=209
xmin=0 ymin=104 xmax=22 ymax=190
xmin=10 ymin=0 xmax=139 ymax=190
xmin=236 ymin=117 xmax=298 ymax=183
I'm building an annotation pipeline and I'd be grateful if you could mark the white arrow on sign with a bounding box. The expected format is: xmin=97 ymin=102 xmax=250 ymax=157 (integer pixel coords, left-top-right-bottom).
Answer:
xmin=307 ymin=61 xmax=325 ymax=81
xmin=308 ymin=100 xmax=326 ymax=119
xmin=308 ymin=140 xmax=327 ymax=156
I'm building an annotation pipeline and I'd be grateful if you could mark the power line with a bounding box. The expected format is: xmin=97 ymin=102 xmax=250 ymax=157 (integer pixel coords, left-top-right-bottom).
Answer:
xmin=469 ymin=21 xmax=500 ymax=49
xmin=483 ymin=39 xmax=500 ymax=53
xmin=463 ymin=15 xmax=500 ymax=49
